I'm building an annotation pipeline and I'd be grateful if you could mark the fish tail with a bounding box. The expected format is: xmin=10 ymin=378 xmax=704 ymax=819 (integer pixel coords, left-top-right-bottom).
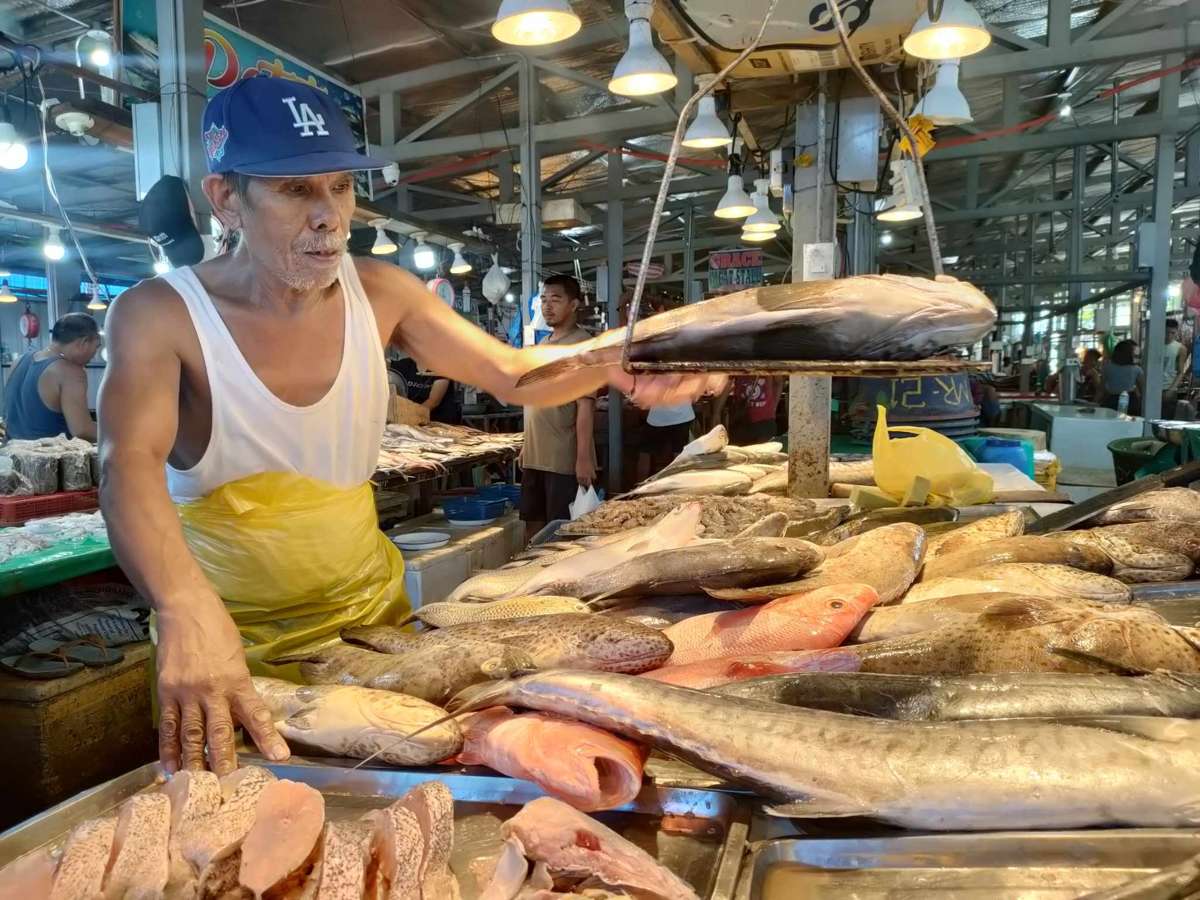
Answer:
xmin=515 ymin=355 xmax=585 ymax=388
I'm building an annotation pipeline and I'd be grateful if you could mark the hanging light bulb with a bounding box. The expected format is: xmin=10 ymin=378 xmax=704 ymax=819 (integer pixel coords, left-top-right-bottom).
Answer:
xmin=682 ymin=77 xmax=731 ymax=149
xmin=743 ymin=179 xmax=781 ymax=233
xmin=903 ymin=0 xmax=991 ymax=60
xmin=412 ymin=232 xmax=437 ymax=271
xmin=43 ymin=227 xmax=66 ymax=261
xmin=876 ymin=199 xmax=923 ymax=222
xmin=609 ymin=0 xmax=677 ymax=97
xmin=715 ymin=172 xmax=755 ymax=219
xmin=0 ymin=280 xmax=16 ymax=304
xmin=913 ymin=60 xmax=972 ymax=126
xmin=0 ymin=122 xmax=28 ymax=171
xmin=492 ymin=0 xmax=581 ymax=46
xmin=76 ymin=29 xmax=114 ymax=68
xmin=875 ymin=159 xmax=924 ymax=222
xmin=449 ymin=242 xmax=472 ymax=275
xmin=370 ymin=219 xmax=397 ymax=255
xmin=740 ymin=229 xmax=774 ymax=243
xmin=86 ymin=283 xmax=107 ymax=311
xmin=880 ymin=232 xmax=894 ymax=246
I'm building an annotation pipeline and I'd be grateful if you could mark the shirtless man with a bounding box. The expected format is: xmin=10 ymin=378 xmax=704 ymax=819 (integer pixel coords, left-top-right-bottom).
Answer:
xmin=98 ymin=76 xmax=718 ymax=776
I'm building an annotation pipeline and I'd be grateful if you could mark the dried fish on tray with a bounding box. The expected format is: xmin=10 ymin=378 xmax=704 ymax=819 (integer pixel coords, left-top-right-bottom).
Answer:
xmin=0 ymin=760 xmax=748 ymax=900
xmin=737 ymin=832 xmax=1200 ymax=900
xmin=374 ymin=423 xmax=522 ymax=480
xmin=559 ymin=494 xmax=820 ymax=538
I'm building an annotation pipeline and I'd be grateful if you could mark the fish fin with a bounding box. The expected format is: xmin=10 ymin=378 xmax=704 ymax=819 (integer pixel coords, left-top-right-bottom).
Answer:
xmin=979 ymin=596 xmax=1073 ymax=630
xmin=762 ymin=796 xmax=875 ymax=819
xmin=1172 ymin=626 xmax=1200 ymax=654
xmin=1159 ymin=671 xmax=1200 ymax=690
xmin=1033 ymin=715 xmax=1200 ymax=743
xmin=282 ymin=706 xmax=319 ymax=731
xmin=262 ymin=651 xmax=316 ymax=666
xmin=1048 ymin=646 xmax=1152 ymax=675
xmin=516 ymin=355 xmax=584 ymax=387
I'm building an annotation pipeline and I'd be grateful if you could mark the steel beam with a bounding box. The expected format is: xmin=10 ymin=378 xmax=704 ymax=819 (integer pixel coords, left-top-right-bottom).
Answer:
xmin=562 ymin=174 xmax=727 ymax=204
xmin=961 ymin=19 xmax=1200 ymax=78
xmin=397 ymin=64 xmax=519 ymax=145
xmin=384 ymin=107 xmax=682 ymax=163
xmin=1076 ymin=0 xmax=1151 ymax=43
xmin=354 ymin=18 xmax=627 ymax=97
xmin=542 ymin=149 xmax=606 ymax=191
xmin=154 ymin=0 xmax=208 ymax=219
xmin=544 ymin=232 xmax=737 ymax=265
xmin=518 ymin=59 xmax=541 ymax=306
xmin=928 ymin=114 xmax=1200 ymax=161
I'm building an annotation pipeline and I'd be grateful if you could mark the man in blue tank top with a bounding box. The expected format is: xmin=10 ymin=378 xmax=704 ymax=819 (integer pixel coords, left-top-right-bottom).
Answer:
xmin=4 ymin=313 xmax=100 ymax=441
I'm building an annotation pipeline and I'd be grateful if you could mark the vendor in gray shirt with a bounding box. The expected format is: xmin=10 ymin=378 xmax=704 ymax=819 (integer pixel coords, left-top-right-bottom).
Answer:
xmin=1100 ymin=339 xmax=1145 ymax=415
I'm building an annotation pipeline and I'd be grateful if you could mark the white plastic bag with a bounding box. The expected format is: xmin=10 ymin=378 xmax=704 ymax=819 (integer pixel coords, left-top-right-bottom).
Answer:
xmin=482 ymin=253 xmax=510 ymax=304
xmin=569 ymin=485 xmax=601 ymax=520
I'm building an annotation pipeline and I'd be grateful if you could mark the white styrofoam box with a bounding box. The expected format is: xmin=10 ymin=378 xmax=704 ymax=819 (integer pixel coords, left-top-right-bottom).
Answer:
xmin=401 ymin=543 xmax=473 ymax=609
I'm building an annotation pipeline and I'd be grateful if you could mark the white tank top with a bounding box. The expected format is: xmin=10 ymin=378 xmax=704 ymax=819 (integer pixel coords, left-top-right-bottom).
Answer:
xmin=163 ymin=254 xmax=388 ymax=503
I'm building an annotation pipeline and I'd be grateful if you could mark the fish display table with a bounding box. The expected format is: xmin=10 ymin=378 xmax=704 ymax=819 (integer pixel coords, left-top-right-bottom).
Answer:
xmin=0 ymin=536 xmax=116 ymax=598
xmin=0 ymin=757 xmax=750 ymax=900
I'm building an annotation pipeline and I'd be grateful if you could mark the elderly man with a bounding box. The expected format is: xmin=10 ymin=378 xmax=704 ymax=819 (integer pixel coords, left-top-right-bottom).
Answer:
xmin=98 ymin=76 xmax=716 ymax=776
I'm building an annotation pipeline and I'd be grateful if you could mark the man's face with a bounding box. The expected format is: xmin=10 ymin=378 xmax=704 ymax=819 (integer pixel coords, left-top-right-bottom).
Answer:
xmin=219 ymin=172 xmax=355 ymax=292
xmin=1167 ymin=326 xmax=1179 ymax=344
xmin=541 ymin=284 xmax=578 ymax=327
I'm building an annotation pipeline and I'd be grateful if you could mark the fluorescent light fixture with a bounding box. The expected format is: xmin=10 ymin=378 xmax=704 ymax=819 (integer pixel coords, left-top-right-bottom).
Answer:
xmin=609 ymin=0 xmax=677 ymax=97
xmin=412 ymin=232 xmax=437 ymax=271
xmin=504 ymin=292 xmax=516 ymax=302
xmin=1169 ymin=282 xmax=1183 ymax=299
xmin=914 ymin=60 xmax=972 ymax=125
xmin=492 ymin=0 xmax=581 ymax=46
xmin=43 ymin=227 xmax=66 ymax=261
xmin=1058 ymin=103 xmax=1072 ymax=119
xmin=903 ymin=0 xmax=991 ymax=60
xmin=744 ymin=179 xmax=781 ymax=233
xmin=86 ymin=284 xmax=106 ymax=311
xmin=0 ymin=280 xmax=16 ymax=303
xmin=715 ymin=174 xmax=755 ymax=219
xmin=682 ymin=79 xmax=731 ymax=149
xmin=449 ymin=242 xmax=472 ymax=275
xmin=741 ymin=229 xmax=774 ymax=243
xmin=942 ymin=255 xmax=960 ymax=264
xmin=0 ymin=122 xmax=27 ymax=170
xmin=370 ymin=219 xmax=397 ymax=255
xmin=880 ymin=232 xmax=894 ymax=246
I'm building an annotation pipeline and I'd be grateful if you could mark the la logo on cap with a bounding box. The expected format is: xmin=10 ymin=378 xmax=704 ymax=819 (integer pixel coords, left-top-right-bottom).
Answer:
xmin=282 ymin=96 xmax=329 ymax=137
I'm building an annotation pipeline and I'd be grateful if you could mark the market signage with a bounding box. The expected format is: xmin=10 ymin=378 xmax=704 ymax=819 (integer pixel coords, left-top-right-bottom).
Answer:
xmin=708 ymin=249 xmax=764 ymax=294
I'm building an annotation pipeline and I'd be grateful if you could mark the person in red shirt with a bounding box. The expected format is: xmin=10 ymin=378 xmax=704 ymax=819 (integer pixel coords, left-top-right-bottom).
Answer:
xmin=716 ymin=376 xmax=783 ymax=444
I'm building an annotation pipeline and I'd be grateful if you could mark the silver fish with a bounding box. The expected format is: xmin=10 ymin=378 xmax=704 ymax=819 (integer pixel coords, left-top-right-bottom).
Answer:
xmin=710 ymin=671 xmax=1200 ymax=721
xmin=449 ymin=669 xmax=1200 ymax=831
xmin=516 ymin=275 xmax=996 ymax=385
xmin=251 ymin=676 xmax=462 ymax=765
xmin=1078 ymin=851 xmax=1200 ymax=899
xmin=625 ymin=468 xmax=754 ymax=498
xmin=343 ymin=614 xmax=673 ymax=674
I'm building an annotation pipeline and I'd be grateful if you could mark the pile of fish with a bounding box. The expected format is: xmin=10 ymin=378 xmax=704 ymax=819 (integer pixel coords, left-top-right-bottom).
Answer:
xmin=238 ymin=475 xmax=1200 ymax=832
xmin=0 ymin=773 xmax=702 ymax=900
xmin=376 ymin=423 xmax=522 ymax=479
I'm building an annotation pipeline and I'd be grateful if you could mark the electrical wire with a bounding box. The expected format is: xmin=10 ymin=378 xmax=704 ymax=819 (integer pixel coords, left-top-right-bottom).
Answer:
xmin=621 ymin=0 xmax=780 ymax=369
xmin=824 ymin=0 xmax=942 ymax=276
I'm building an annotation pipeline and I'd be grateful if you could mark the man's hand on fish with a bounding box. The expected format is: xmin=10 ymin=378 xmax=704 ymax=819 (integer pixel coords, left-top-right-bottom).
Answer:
xmin=156 ymin=598 xmax=290 ymax=776
xmin=609 ymin=370 xmax=728 ymax=410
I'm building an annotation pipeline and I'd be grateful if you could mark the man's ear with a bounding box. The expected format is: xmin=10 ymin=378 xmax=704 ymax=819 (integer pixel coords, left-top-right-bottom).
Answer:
xmin=202 ymin=174 xmax=242 ymax=233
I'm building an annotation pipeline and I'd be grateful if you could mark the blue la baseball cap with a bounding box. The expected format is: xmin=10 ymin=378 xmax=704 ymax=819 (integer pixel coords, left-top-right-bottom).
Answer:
xmin=202 ymin=75 xmax=391 ymax=176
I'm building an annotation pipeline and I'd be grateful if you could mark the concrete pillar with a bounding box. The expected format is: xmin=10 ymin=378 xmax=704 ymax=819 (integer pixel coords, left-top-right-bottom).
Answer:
xmin=788 ymin=79 xmax=835 ymax=499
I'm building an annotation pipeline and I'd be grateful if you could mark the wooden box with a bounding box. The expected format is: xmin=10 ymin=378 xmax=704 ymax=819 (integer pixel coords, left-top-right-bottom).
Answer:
xmin=0 ymin=642 xmax=155 ymax=830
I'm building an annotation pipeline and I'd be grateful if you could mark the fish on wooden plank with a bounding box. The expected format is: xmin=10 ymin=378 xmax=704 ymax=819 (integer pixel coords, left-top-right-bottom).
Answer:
xmin=516 ymin=275 xmax=996 ymax=385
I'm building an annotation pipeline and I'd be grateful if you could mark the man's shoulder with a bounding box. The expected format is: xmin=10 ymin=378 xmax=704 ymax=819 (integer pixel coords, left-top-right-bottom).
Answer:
xmin=561 ymin=325 xmax=593 ymax=345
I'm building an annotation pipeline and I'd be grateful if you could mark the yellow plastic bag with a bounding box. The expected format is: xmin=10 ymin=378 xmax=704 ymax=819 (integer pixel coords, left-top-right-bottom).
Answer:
xmin=872 ymin=405 xmax=994 ymax=507
xmin=176 ymin=472 xmax=410 ymax=678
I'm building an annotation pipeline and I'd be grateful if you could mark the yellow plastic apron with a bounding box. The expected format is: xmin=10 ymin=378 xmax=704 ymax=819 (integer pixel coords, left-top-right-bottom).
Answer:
xmin=174 ymin=471 xmax=410 ymax=681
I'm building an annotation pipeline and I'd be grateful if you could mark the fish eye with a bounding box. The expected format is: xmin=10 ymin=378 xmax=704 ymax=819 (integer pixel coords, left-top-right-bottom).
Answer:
xmin=830 ymin=600 xmax=845 ymax=609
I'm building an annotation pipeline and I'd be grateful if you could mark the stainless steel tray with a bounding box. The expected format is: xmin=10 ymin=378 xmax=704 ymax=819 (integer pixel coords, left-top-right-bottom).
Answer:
xmin=735 ymin=831 xmax=1200 ymax=899
xmin=0 ymin=755 xmax=748 ymax=900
